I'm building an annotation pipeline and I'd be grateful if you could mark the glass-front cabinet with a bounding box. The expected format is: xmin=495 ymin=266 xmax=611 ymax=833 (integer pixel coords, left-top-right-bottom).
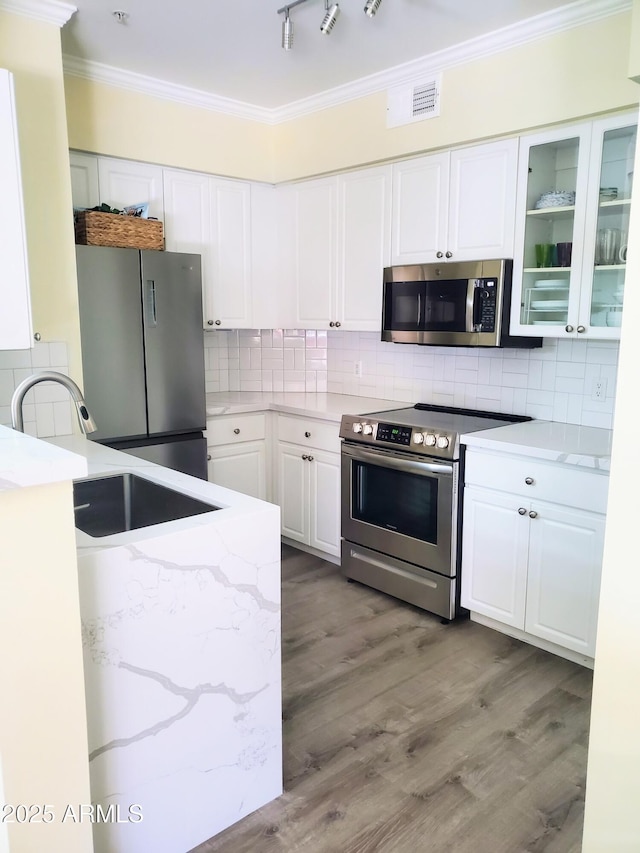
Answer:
xmin=511 ymin=113 xmax=637 ymax=339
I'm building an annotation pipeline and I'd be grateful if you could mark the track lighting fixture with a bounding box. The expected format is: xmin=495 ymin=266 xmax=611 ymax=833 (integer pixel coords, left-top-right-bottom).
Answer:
xmin=320 ymin=1 xmax=340 ymax=34
xmin=282 ymin=9 xmax=294 ymax=50
xmin=278 ymin=0 xmax=380 ymax=50
xmin=363 ymin=0 xmax=382 ymax=17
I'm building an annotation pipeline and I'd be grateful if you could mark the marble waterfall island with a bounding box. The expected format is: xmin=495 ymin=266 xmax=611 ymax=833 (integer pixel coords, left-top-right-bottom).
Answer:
xmin=52 ymin=437 xmax=283 ymax=853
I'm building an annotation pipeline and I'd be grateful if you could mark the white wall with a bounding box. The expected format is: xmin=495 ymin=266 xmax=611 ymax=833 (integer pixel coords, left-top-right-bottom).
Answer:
xmin=204 ymin=330 xmax=619 ymax=428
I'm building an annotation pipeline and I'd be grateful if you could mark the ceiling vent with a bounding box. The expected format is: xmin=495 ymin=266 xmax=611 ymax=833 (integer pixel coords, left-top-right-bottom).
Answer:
xmin=387 ymin=74 xmax=442 ymax=129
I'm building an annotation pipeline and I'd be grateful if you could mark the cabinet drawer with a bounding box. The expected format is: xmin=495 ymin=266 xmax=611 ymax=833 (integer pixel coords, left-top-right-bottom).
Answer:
xmin=277 ymin=414 xmax=340 ymax=454
xmin=207 ymin=413 xmax=266 ymax=446
xmin=464 ymin=450 xmax=609 ymax=515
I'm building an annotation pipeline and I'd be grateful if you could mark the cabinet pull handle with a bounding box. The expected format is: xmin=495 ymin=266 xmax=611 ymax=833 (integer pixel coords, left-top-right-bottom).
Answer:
xmin=518 ymin=507 xmax=527 ymax=515
xmin=215 ymin=319 xmax=222 ymax=326
xmin=577 ymin=325 xmax=586 ymax=333
xmin=308 ymin=455 xmax=314 ymax=462
xmin=445 ymin=251 xmax=453 ymax=259
xmin=305 ymin=431 xmax=311 ymax=437
xmin=207 ymin=320 xmax=214 ymax=326
xmin=525 ymin=477 xmax=534 ymax=485
xmin=528 ymin=510 xmax=538 ymax=519
xmin=234 ymin=428 xmax=240 ymax=434
xmin=335 ymin=321 xmax=341 ymax=327
xmin=436 ymin=251 xmax=444 ymax=259
xmin=565 ymin=324 xmax=574 ymax=333
xmin=302 ymin=454 xmax=309 ymax=460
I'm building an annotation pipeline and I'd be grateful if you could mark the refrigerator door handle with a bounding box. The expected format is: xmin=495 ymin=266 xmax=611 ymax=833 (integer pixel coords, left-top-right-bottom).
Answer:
xmin=146 ymin=280 xmax=157 ymax=326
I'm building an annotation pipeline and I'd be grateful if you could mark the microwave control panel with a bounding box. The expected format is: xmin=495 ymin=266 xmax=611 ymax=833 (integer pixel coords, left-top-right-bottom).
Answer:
xmin=476 ymin=279 xmax=497 ymax=332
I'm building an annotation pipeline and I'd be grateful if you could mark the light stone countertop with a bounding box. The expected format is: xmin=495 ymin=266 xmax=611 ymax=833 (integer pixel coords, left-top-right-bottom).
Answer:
xmin=48 ymin=434 xmax=278 ymax=552
xmin=0 ymin=424 xmax=87 ymax=492
xmin=206 ymin=391 xmax=405 ymax=423
xmin=45 ymin=434 xmax=283 ymax=851
xmin=461 ymin=419 xmax=613 ymax=472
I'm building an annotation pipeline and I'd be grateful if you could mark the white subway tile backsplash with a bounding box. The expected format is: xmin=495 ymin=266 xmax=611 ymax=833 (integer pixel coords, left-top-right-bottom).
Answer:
xmin=204 ymin=329 xmax=619 ymax=429
xmin=0 ymin=343 xmax=74 ymax=435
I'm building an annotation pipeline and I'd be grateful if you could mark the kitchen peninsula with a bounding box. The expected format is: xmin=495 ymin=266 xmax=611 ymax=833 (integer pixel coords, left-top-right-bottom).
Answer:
xmin=35 ymin=432 xmax=282 ymax=853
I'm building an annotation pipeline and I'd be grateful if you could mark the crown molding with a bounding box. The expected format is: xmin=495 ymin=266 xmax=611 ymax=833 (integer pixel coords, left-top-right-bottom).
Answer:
xmin=62 ymin=54 xmax=275 ymax=124
xmin=0 ymin=0 xmax=76 ymax=26
xmin=62 ymin=0 xmax=632 ymax=126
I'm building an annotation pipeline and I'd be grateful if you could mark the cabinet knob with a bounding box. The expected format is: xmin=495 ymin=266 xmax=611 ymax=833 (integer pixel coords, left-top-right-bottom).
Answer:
xmin=308 ymin=455 xmax=314 ymax=462
xmin=577 ymin=325 xmax=586 ymax=333
xmin=525 ymin=477 xmax=534 ymax=485
xmin=335 ymin=321 xmax=341 ymax=327
xmin=445 ymin=251 xmax=453 ymax=259
xmin=436 ymin=251 xmax=444 ymax=259
xmin=215 ymin=320 xmax=222 ymax=326
xmin=207 ymin=454 xmax=212 ymax=461
xmin=233 ymin=428 xmax=240 ymax=434
xmin=207 ymin=320 xmax=214 ymax=326
xmin=528 ymin=510 xmax=538 ymax=519
xmin=329 ymin=321 xmax=335 ymax=327
xmin=565 ymin=324 xmax=574 ymax=333
xmin=302 ymin=454 xmax=309 ymax=460
xmin=33 ymin=332 xmax=42 ymax=341
xmin=305 ymin=431 xmax=311 ymax=438
xmin=518 ymin=507 xmax=527 ymax=515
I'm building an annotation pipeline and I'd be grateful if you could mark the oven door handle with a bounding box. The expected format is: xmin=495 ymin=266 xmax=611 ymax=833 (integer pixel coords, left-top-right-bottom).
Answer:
xmin=342 ymin=444 xmax=454 ymax=476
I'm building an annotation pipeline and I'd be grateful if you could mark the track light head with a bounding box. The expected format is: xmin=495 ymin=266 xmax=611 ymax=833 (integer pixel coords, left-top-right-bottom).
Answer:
xmin=364 ymin=0 xmax=382 ymax=17
xmin=320 ymin=2 xmax=340 ymax=34
xmin=282 ymin=11 xmax=294 ymax=50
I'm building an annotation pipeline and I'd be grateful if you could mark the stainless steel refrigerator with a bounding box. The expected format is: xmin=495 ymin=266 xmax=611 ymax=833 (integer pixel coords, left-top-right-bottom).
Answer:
xmin=76 ymin=245 xmax=208 ymax=479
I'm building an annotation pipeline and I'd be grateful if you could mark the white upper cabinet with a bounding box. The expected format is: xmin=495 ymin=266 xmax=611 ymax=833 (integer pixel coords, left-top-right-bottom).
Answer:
xmin=0 ymin=69 xmax=32 ymax=350
xmin=447 ymin=140 xmax=518 ymax=261
xmin=391 ymin=139 xmax=518 ymax=265
xmin=98 ymin=157 xmax=164 ymax=220
xmin=69 ymin=151 xmax=100 ymax=209
xmin=208 ymin=178 xmax=252 ymax=329
xmin=163 ymin=169 xmax=252 ymax=329
xmin=281 ymin=165 xmax=391 ymax=331
xmin=284 ymin=177 xmax=337 ymax=329
xmin=511 ymin=112 xmax=637 ymax=340
xmin=391 ymin=152 xmax=449 ymax=264
xmin=336 ymin=166 xmax=392 ymax=331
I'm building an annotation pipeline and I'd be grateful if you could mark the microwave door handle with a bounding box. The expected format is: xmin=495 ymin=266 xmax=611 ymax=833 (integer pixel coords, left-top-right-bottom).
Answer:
xmin=417 ymin=292 xmax=421 ymax=326
xmin=466 ymin=280 xmax=477 ymax=332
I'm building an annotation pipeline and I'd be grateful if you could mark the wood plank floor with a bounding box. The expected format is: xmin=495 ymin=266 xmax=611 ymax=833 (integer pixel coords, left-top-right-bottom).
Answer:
xmin=191 ymin=544 xmax=592 ymax=853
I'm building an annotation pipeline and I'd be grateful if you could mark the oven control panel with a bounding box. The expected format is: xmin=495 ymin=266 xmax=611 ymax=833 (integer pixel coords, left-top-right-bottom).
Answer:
xmin=339 ymin=415 xmax=456 ymax=459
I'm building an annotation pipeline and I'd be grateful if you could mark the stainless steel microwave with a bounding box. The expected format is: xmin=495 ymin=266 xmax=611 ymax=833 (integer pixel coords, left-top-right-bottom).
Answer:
xmin=382 ymin=259 xmax=541 ymax=348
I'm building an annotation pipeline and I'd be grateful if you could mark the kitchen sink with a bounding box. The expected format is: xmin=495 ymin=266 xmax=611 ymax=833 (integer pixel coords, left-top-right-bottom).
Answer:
xmin=73 ymin=472 xmax=220 ymax=538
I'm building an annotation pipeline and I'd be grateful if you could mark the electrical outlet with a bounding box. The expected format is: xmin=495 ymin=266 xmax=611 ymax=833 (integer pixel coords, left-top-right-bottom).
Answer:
xmin=591 ymin=377 xmax=607 ymax=401
xmin=354 ymin=360 xmax=362 ymax=378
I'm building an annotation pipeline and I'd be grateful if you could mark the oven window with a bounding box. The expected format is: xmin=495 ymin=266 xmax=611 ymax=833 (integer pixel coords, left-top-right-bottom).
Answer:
xmin=352 ymin=461 xmax=438 ymax=544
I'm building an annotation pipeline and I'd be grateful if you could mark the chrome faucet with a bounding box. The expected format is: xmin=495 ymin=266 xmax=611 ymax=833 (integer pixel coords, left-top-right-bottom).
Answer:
xmin=11 ymin=370 xmax=97 ymax=435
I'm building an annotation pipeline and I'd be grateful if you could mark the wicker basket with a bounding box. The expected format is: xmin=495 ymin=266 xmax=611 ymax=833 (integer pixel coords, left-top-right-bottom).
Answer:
xmin=74 ymin=211 xmax=164 ymax=250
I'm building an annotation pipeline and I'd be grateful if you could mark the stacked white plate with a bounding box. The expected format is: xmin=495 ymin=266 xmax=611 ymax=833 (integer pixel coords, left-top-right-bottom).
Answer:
xmin=534 ymin=190 xmax=576 ymax=209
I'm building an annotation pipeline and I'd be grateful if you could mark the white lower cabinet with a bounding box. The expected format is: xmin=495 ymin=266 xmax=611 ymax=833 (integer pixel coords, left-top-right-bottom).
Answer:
xmin=275 ymin=414 xmax=341 ymax=559
xmin=461 ymin=450 xmax=607 ymax=660
xmin=206 ymin=413 xmax=268 ymax=501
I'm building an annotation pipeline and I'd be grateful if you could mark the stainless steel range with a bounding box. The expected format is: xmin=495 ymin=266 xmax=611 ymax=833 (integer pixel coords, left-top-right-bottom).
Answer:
xmin=339 ymin=404 xmax=531 ymax=620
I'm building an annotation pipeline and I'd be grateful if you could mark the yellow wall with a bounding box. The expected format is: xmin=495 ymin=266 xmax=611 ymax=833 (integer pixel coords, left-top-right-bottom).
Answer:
xmin=64 ymin=12 xmax=638 ymax=184
xmin=65 ymin=76 xmax=276 ymax=183
xmin=582 ymin=4 xmax=640 ymax=846
xmin=0 ymin=11 xmax=82 ymax=378
xmin=630 ymin=0 xmax=640 ymax=82
xmin=0 ymin=481 xmax=92 ymax=853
